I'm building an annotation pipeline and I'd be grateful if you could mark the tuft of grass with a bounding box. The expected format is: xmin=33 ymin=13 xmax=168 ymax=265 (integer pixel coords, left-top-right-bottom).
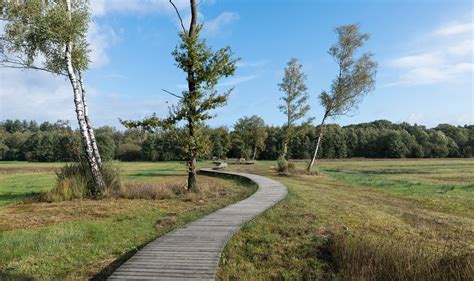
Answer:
xmin=118 ymin=182 xmax=185 ymax=200
xmin=40 ymin=161 xmax=122 ymax=202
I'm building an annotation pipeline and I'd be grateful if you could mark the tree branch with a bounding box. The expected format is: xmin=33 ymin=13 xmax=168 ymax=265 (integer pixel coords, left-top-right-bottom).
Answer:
xmin=169 ymin=0 xmax=186 ymax=33
xmin=0 ymin=60 xmax=66 ymax=76
xmin=162 ymin=89 xmax=183 ymax=99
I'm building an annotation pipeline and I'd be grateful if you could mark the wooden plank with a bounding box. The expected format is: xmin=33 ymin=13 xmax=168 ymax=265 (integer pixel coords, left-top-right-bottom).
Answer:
xmin=108 ymin=168 xmax=287 ymax=280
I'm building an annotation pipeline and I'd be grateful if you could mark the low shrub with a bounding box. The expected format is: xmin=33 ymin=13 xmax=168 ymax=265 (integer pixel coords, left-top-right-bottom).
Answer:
xmin=277 ymin=156 xmax=289 ymax=175
xmin=41 ymin=161 xmax=121 ymax=202
xmin=277 ymin=156 xmax=296 ymax=175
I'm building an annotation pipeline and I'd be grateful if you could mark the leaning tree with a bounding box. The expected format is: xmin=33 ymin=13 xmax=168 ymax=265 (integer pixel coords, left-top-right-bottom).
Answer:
xmin=122 ymin=0 xmax=238 ymax=192
xmin=278 ymin=58 xmax=312 ymax=160
xmin=0 ymin=0 xmax=106 ymax=195
xmin=307 ymin=24 xmax=377 ymax=171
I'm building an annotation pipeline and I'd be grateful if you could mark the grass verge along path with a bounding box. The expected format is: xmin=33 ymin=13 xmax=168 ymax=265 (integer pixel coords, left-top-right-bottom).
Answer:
xmin=0 ymin=162 xmax=256 ymax=280
xmin=217 ymin=159 xmax=474 ymax=280
xmin=109 ymin=168 xmax=287 ymax=280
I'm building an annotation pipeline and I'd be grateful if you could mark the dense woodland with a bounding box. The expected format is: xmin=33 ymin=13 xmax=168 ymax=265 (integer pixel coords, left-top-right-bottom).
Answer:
xmin=1 ymin=118 xmax=472 ymax=162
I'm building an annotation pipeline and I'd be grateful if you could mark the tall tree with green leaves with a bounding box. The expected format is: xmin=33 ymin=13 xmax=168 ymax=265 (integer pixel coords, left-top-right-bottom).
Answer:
xmin=278 ymin=58 xmax=312 ymax=160
xmin=233 ymin=115 xmax=267 ymax=160
xmin=0 ymin=0 xmax=106 ymax=194
xmin=307 ymin=24 xmax=377 ymax=171
xmin=122 ymin=0 xmax=238 ymax=191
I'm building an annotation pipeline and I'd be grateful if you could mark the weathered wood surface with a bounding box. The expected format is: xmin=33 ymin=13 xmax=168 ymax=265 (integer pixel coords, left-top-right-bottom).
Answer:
xmin=109 ymin=168 xmax=287 ymax=280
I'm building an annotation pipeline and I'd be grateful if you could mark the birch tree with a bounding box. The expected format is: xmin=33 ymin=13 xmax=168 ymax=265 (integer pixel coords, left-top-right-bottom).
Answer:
xmin=0 ymin=0 xmax=106 ymax=195
xmin=278 ymin=58 xmax=312 ymax=160
xmin=307 ymin=24 xmax=377 ymax=171
xmin=122 ymin=0 xmax=238 ymax=192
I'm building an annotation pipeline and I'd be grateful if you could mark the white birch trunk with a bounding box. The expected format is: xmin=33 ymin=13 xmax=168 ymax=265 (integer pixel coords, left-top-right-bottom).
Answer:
xmin=65 ymin=0 xmax=105 ymax=194
xmin=307 ymin=117 xmax=327 ymax=171
xmin=78 ymin=71 xmax=102 ymax=166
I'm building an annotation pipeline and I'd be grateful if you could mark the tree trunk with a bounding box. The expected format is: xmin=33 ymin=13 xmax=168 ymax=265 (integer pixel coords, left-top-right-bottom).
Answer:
xmin=307 ymin=117 xmax=327 ymax=171
xmin=65 ymin=0 xmax=105 ymax=196
xmin=188 ymin=157 xmax=197 ymax=192
xmin=252 ymin=144 xmax=257 ymax=160
xmin=281 ymin=139 xmax=288 ymax=160
xmin=188 ymin=0 xmax=197 ymax=37
xmin=78 ymin=71 xmax=102 ymax=166
xmin=184 ymin=0 xmax=199 ymax=192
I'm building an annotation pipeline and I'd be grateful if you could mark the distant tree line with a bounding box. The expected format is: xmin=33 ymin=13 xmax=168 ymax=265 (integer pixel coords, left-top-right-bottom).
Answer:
xmin=1 ymin=119 xmax=472 ymax=162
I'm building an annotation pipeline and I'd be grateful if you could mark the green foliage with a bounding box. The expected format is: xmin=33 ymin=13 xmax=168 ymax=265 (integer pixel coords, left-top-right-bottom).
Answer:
xmin=1 ymin=119 xmax=473 ymax=162
xmin=320 ymin=24 xmax=377 ymax=119
xmin=208 ymin=127 xmax=231 ymax=159
xmin=277 ymin=156 xmax=289 ymax=175
xmin=1 ymin=0 xmax=90 ymax=73
xmin=278 ymin=58 xmax=311 ymax=125
xmin=117 ymin=143 xmax=142 ymax=161
xmin=96 ymin=132 xmax=116 ymax=162
xmin=278 ymin=58 xmax=312 ymax=158
xmin=232 ymin=115 xmax=267 ymax=159
xmin=165 ymin=25 xmax=238 ymax=160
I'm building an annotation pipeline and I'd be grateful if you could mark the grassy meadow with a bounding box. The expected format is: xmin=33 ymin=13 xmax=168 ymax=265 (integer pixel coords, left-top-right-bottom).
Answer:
xmin=0 ymin=161 xmax=256 ymax=280
xmin=0 ymin=159 xmax=473 ymax=280
xmin=217 ymin=159 xmax=474 ymax=280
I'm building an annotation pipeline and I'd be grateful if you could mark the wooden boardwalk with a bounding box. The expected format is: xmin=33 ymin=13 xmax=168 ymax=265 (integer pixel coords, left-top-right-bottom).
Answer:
xmin=108 ymin=168 xmax=288 ymax=280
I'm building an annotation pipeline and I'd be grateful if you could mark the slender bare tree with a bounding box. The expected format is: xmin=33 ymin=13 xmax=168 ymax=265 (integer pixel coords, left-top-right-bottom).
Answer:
xmin=307 ymin=24 xmax=377 ymax=171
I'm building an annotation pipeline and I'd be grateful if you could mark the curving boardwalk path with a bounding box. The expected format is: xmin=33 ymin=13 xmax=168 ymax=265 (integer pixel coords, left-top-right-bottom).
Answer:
xmin=108 ymin=167 xmax=288 ymax=280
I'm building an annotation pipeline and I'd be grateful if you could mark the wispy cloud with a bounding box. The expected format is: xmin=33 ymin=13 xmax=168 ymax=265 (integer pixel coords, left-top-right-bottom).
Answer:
xmin=385 ymin=17 xmax=473 ymax=87
xmin=203 ymin=12 xmax=239 ymax=36
xmin=90 ymin=0 xmax=189 ymax=17
xmin=87 ymin=22 xmax=118 ymax=68
xmin=236 ymin=60 xmax=270 ymax=68
xmin=433 ymin=21 xmax=474 ymax=36
xmin=218 ymin=74 xmax=258 ymax=87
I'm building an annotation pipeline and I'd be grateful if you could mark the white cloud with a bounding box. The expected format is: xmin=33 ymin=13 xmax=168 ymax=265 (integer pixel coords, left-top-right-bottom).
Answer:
xmin=236 ymin=60 xmax=270 ymax=68
xmin=218 ymin=74 xmax=258 ymax=87
xmin=386 ymin=17 xmax=473 ymax=87
xmin=0 ymin=68 xmax=75 ymax=123
xmin=0 ymin=66 xmax=169 ymax=128
xmin=90 ymin=0 xmax=189 ymax=17
xmin=87 ymin=22 xmax=118 ymax=68
xmin=434 ymin=22 xmax=474 ymax=36
xmin=203 ymin=12 xmax=239 ymax=36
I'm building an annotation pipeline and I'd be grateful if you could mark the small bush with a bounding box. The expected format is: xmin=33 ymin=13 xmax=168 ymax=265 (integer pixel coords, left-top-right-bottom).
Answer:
xmin=277 ymin=157 xmax=297 ymax=175
xmin=41 ymin=161 xmax=121 ymax=202
xmin=277 ymin=156 xmax=289 ymax=174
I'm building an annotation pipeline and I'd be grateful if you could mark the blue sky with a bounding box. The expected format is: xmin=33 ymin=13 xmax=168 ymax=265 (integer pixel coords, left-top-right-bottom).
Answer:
xmin=1 ymin=0 xmax=473 ymax=129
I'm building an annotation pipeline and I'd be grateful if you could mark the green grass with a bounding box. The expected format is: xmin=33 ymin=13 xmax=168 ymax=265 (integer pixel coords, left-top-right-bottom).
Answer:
xmin=0 ymin=173 xmax=56 ymax=206
xmin=0 ymin=161 xmax=255 ymax=280
xmin=0 ymin=161 xmax=212 ymax=206
xmin=2 ymin=159 xmax=473 ymax=280
xmin=217 ymin=159 xmax=474 ymax=280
